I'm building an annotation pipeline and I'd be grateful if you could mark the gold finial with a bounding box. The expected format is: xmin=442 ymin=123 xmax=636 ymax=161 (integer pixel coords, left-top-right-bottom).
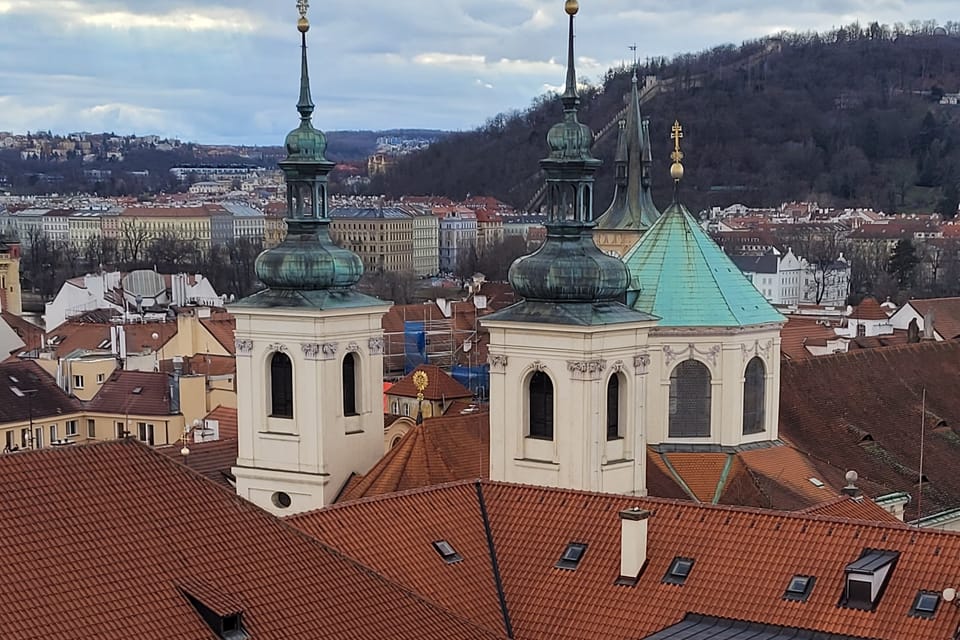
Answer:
xmin=565 ymin=0 xmax=579 ymax=16
xmin=297 ymin=0 xmax=310 ymax=32
xmin=413 ymin=370 xmax=429 ymax=402
xmin=670 ymin=120 xmax=685 ymax=182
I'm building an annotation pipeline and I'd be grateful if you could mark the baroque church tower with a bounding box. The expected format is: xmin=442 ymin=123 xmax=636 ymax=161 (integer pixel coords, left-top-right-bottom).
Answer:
xmin=231 ymin=2 xmax=391 ymax=515
xmin=483 ymin=0 xmax=658 ymax=496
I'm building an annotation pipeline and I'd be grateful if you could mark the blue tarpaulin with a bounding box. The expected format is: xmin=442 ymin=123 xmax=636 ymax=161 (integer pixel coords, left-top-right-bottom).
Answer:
xmin=451 ymin=364 xmax=489 ymax=400
xmin=404 ymin=321 xmax=427 ymax=374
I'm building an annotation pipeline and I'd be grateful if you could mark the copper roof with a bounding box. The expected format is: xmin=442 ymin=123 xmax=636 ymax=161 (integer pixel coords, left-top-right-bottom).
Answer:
xmin=0 ymin=441 xmax=504 ymax=639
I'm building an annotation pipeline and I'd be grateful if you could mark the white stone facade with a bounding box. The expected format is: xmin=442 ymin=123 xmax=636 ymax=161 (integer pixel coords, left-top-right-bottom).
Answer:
xmin=232 ymin=303 xmax=390 ymax=516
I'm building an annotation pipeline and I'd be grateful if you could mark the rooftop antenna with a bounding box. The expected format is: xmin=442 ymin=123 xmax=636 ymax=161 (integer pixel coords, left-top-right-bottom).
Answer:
xmin=917 ymin=386 xmax=926 ymax=525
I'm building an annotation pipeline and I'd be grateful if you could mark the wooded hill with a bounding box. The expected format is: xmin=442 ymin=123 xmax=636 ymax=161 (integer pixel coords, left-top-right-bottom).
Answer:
xmin=377 ymin=22 xmax=960 ymax=216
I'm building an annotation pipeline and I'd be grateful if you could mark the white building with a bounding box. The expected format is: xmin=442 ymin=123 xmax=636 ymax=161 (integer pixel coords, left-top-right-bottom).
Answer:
xmin=438 ymin=210 xmax=477 ymax=272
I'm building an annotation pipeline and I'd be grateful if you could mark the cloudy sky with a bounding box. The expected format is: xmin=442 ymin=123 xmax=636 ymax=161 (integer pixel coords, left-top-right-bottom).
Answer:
xmin=0 ymin=1 xmax=956 ymax=145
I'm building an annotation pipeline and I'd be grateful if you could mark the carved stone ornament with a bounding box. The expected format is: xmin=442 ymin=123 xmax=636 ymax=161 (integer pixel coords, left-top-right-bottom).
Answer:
xmin=567 ymin=359 xmax=607 ymax=381
xmin=268 ymin=343 xmax=288 ymax=353
xmin=664 ymin=343 xmax=720 ymax=367
xmin=321 ymin=342 xmax=338 ymax=360
xmin=235 ymin=339 xmax=253 ymax=356
xmin=489 ymin=354 xmax=508 ymax=371
xmin=346 ymin=342 xmax=361 ymax=354
xmin=633 ymin=353 xmax=650 ymax=374
xmin=301 ymin=343 xmax=321 ymax=360
xmin=531 ymin=360 xmax=547 ymax=372
xmin=368 ymin=337 xmax=385 ymax=356
xmin=610 ymin=360 xmax=625 ymax=373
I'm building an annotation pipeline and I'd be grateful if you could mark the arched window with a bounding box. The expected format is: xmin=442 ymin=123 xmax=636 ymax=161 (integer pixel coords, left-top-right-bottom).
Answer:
xmin=606 ymin=374 xmax=624 ymax=441
xmin=342 ymin=352 xmax=359 ymax=417
xmin=668 ymin=360 xmax=711 ymax=438
xmin=742 ymin=357 xmax=766 ymax=435
xmin=270 ymin=352 xmax=293 ymax=418
xmin=529 ymin=371 xmax=554 ymax=440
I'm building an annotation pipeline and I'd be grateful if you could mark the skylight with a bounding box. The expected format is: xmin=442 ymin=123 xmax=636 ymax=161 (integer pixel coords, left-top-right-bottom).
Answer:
xmin=131 ymin=386 xmax=143 ymax=395
xmin=432 ymin=540 xmax=462 ymax=564
xmin=10 ymin=387 xmax=24 ymax=398
xmin=783 ymin=575 xmax=815 ymax=602
xmin=556 ymin=542 xmax=588 ymax=570
xmin=663 ymin=557 xmax=695 ymax=585
xmin=910 ymin=591 xmax=939 ymax=619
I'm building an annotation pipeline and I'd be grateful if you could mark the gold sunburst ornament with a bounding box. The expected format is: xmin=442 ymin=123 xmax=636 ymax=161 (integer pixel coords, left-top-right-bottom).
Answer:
xmin=412 ymin=370 xmax=429 ymax=402
xmin=670 ymin=120 xmax=685 ymax=182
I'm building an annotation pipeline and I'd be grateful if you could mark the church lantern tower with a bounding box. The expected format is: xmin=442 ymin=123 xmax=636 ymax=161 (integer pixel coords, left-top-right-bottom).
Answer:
xmin=230 ymin=0 xmax=391 ymax=516
xmin=482 ymin=0 xmax=658 ymax=496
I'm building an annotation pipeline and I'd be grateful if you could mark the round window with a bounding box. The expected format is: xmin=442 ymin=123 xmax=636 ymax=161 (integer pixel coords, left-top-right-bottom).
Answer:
xmin=271 ymin=491 xmax=292 ymax=509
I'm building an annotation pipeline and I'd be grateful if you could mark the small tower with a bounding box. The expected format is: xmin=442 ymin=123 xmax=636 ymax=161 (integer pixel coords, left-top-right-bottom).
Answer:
xmin=594 ymin=67 xmax=661 ymax=257
xmin=230 ymin=1 xmax=391 ymax=515
xmin=623 ymin=122 xmax=785 ymax=448
xmin=483 ymin=0 xmax=658 ymax=496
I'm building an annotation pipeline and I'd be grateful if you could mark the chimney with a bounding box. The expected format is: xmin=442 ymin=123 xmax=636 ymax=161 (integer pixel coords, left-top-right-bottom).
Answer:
xmin=617 ymin=507 xmax=651 ymax=586
xmin=922 ymin=310 xmax=936 ymax=341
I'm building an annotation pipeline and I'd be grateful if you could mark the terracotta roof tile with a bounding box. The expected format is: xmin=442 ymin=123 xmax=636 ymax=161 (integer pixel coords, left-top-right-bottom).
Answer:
xmin=203 ymin=405 xmax=238 ymax=440
xmin=780 ymin=341 xmax=960 ymax=520
xmin=44 ymin=320 xmax=177 ymax=359
xmin=294 ymin=480 xmax=960 ymax=640
xmin=387 ymin=364 xmax=473 ymax=401
xmin=0 ymin=441 xmax=504 ymax=639
xmin=779 ymin=316 xmax=842 ymax=360
xmin=86 ymin=370 xmax=173 ymax=416
xmin=659 ymin=452 xmax=729 ymax=502
xmin=849 ymin=296 xmax=889 ymax=320
xmin=199 ymin=312 xmax=236 ymax=354
xmin=0 ymin=360 xmax=82 ymax=423
xmin=800 ymin=495 xmax=905 ymax=524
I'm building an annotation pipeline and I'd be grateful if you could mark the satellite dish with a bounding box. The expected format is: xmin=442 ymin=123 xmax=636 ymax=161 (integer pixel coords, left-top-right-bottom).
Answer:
xmin=943 ymin=587 xmax=956 ymax=603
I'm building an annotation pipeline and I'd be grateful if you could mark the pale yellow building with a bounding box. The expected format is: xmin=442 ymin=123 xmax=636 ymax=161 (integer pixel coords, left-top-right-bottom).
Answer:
xmin=329 ymin=207 xmax=414 ymax=273
xmin=0 ymin=239 xmax=22 ymax=315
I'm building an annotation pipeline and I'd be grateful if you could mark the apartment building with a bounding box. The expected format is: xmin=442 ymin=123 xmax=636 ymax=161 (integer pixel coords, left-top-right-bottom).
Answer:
xmin=328 ymin=206 xmax=414 ymax=273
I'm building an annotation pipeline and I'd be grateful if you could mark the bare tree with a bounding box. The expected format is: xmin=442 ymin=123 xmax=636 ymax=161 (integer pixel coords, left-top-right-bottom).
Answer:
xmin=119 ymin=220 xmax=151 ymax=265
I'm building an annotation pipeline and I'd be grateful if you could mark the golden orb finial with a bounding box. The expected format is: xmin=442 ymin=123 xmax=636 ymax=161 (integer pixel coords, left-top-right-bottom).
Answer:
xmin=565 ymin=0 xmax=579 ymax=16
xmin=297 ymin=16 xmax=310 ymax=33
xmin=670 ymin=119 xmax=685 ymax=183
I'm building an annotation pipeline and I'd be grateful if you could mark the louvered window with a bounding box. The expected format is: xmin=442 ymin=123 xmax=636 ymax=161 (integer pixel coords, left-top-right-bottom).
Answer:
xmin=742 ymin=357 xmax=766 ymax=435
xmin=529 ymin=371 xmax=554 ymax=440
xmin=668 ymin=360 xmax=711 ymax=438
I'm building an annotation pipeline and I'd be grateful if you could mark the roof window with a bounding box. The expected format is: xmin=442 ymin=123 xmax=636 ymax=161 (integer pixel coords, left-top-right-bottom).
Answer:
xmin=556 ymin=542 xmax=588 ymax=570
xmin=662 ymin=557 xmax=694 ymax=585
xmin=131 ymin=386 xmax=143 ymax=394
xmin=180 ymin=583 xmax=249 ymax=640
xmin=910 ymin=591 xmax=940 ymax=619
xmin=432 ymin=540 xmax=462 ymax=564
xmin=841 ymin=549 xmax=899 ymax=610
xmin=783 ymin=575 xmax=815 ymax=602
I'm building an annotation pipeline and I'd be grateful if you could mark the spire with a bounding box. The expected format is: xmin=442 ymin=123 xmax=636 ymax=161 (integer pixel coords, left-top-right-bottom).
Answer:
xmin=296 ymin=0 xmax=315 ymax=122
xmin=561 ymin=0 xmax=579 ymax=108
xmin=670 ymin=119 xmax=685 ymax=202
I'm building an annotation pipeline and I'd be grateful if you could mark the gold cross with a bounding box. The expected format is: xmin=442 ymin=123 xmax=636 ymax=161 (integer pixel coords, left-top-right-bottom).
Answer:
xmin=670 ymin=120 xmax=684 ymax=163
xmin=297 ymin=0 xmax=309 ymax=18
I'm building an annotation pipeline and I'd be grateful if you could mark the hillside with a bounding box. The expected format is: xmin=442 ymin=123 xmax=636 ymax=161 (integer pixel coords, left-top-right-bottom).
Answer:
xmin=379 ymin=24 xmax=960 ymax=215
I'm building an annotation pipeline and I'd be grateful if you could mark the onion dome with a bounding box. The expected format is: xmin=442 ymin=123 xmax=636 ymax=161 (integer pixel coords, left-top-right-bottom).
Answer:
xmin=254 ymin=222 xmax=363 ymax=290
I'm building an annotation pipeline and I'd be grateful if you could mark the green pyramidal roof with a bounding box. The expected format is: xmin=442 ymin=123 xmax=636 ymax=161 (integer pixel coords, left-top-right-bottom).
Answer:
xmin=623 ymin=201 xmax=784 ymax=327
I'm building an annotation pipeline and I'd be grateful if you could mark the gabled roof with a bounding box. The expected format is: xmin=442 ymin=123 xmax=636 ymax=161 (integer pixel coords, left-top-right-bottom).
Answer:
xmin=338 ymin=409 xmax=488 ymax=502
xmin=780 ymin=341 xmax=960 ymax=520
xmin=623 ymin=202 xmax=784 ymax=327
xmin=0 ymin=441 xmax=505 ymax=639
xmin=387 ymin=364 xmax=473 ymax=401
xmin=0 ymin=360 xmax=82 ymax=423
xmin=87 ymin=370 xmax=172 ymax=416
xmin=199 ymin=312 xmax=236 ymax=354
xmin=293 ymin=479 xmax=960 ymax=640
xmin=850 ymin=296 xmax=889 ymax=320
xmin=908 ymin=297 xmax=960 ymax=339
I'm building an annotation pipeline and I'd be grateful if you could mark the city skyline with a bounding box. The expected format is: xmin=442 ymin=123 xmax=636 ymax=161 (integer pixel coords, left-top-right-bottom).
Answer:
xmin=1 ymin=0 xmax=957 ymax=145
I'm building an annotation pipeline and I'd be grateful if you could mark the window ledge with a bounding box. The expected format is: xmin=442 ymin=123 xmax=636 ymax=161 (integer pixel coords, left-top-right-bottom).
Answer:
xmin=602 ymin=458 xmax=634 ymax=468
xmin=513 ymin=457 xmax=560 ymax=467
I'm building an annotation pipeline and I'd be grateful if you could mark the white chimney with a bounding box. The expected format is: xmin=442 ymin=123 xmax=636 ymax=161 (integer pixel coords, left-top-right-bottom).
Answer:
xmin=618 ymin=507 xmax=651 ymax=585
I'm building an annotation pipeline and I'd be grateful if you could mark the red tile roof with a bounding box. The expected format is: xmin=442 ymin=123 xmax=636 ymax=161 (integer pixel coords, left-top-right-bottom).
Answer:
xmin=387 ymin=364 xmax=473 ymax=401
xmin=87 ymin=370 xmax=173 ymax=416
xmin=780 ymin=341 xmax=960 ymax=520
xmin=293 ymin=479 xmax=960 ymax=640
xmin=339 ymin=409 xmax=488 ymax=502
xmin=1 ymin=312 xmax=43 ymax=353
xmin=0 ymin=441 xmax=505 ymax=639
xmin=44 ymin=320 xmax=177 ymax=359
xmin=800 ymin=495 xmax=905 ymax=524
xmin=0 ymin=360 xmax=82 ymax=423
xmin=779 ymin=316 xmax=841 ymax=360
xmin=849 ymin=296 xmax=889 ymax=320
xmin=199 ymin=312 xmax=236 ymax=354
xmin=203 ymin=405 xmax=238 ymax=440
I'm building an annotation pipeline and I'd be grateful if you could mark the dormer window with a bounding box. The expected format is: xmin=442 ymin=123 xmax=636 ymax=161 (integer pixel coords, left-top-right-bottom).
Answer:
xmin=842 ymin=549 xmax=899 ymax=610
xmin=180 ymin=583 xmax=249 ymax=640
xmin=783 ymin=575 xmax=815 ymax=602
xmin=556 ymin=542 xmax=588 ymax=570
xmin=662 ymin=557 xmax=694 ymax=585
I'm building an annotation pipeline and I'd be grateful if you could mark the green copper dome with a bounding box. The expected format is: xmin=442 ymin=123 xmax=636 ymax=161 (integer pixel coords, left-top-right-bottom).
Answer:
xmin=284 ymin=122 xmax=328 ymax=162
xmin=623 ymin=201 xmax=784 ymax=327
xmin=509 ymin=221 xmax=629 ymax=302
xmin=546 ymin=113 xmax=596 ymax=162
xmin=255 ymin=220 xmax=362 ymax=290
